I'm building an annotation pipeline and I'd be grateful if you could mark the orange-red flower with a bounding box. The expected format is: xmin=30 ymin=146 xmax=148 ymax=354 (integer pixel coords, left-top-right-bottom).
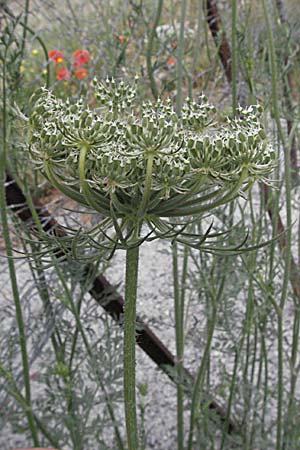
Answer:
xmin=56 ymin=66 xmax=70 ymax=80
xmin=166 ymin=56 xmax=175 ymax=66
xmin=48 ymin=49 xmax=64 ymax=63
xmin=118 ymin=34 xmax=129 ymax=43
xmin=74 ymin=67 xmax=88 ymax=80
xmin=72 ymin=49 xmax=89 ymax=66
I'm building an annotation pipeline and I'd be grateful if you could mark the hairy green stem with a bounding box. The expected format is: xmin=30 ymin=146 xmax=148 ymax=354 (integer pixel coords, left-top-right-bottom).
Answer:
xmin=124 ymin=244 xmax=140 ymax=450
xmin=172 ymin=242 xmax=184 ymax=450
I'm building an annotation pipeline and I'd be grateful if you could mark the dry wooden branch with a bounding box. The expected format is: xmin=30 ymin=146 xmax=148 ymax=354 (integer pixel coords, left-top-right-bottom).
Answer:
xmin=206 ymin=0 xmax=232 ymax=83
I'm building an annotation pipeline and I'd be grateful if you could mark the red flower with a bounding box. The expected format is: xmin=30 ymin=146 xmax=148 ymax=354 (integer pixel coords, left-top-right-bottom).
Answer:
xmin=48 ymin=49 xmax=64 ymax=63
xmin=166 ymin=56 xmax=175 ymax=66
xmin=72 ymin=49 xmax=89 ymax=66
xmin=74 ymin=67 xmax=88 ymax=80
xmin=56 ymin=66 xmax=70 ymax=80
xmin=118 ymin=34 xmax=129 ymax=43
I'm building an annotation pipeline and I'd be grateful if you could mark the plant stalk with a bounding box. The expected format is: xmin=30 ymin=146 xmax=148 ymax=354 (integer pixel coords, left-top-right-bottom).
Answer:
xmin=124 ymin=244 xmax=140 ymax=450
xmin=172 ymin=242 xmax=184 ymax=450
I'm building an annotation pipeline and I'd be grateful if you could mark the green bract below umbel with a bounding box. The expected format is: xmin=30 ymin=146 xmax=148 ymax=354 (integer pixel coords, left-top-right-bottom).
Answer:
xmin=27 ymin=78 xmax=275 ymax=249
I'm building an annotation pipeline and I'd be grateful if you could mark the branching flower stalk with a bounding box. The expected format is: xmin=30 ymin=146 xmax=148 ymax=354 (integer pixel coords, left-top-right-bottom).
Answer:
xmin=26 ymin=78 xmax=275 ymax=450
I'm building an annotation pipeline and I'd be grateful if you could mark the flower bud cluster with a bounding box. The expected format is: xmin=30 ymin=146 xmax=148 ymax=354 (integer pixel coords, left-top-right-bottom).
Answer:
xmin=185 ymin=104 xmax=275 ymax=182
xmin=125 ymin=98 xmax=180 ymax=155
xmin=181 ymin=95 xmax=216 ymax=131
xmin=93 ymin=76 xmax=138 ymax=115
xmin=27 ymin=80 xmax=275 ymax=221
xmin=29 ymin=88 xmax=123 ymax=168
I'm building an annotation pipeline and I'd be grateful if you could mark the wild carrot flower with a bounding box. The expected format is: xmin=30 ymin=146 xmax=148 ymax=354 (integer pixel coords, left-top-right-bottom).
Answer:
xmin=48 ymin=49 xmax=64 ymax=63
xmin=74 ymin=67 xmax=88 ymax=80
xmin=28 ymin=80 xmax=275 ymax=216
xmin=56 ymin=66 xmax=70 ymax=80
xmin=72 ymin=49 xmax=89 ymax=66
